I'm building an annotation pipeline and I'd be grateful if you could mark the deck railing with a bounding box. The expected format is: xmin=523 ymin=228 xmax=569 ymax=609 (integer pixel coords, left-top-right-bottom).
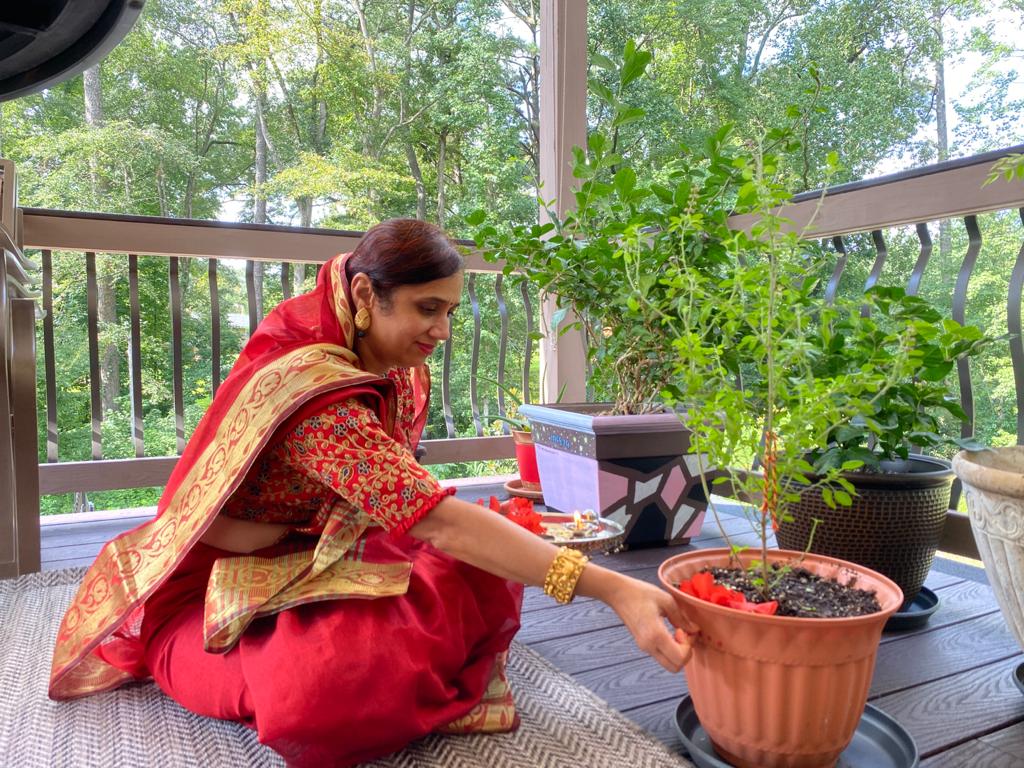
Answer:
xmin=20 ymin=210 xmax=540 ymax=513
xmin=730 ymin=144 xmax=1024 ymax=558
xmin=4 ymin=146 xmax=1024 ymax=574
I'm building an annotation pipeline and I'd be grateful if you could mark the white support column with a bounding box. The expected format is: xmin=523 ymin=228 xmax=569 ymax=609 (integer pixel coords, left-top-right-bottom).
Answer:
xmin=538 ymin=0 xmax=588 ymax=404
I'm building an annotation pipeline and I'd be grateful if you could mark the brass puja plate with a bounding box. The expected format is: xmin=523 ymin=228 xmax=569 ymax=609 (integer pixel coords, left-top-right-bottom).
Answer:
xmin=540 ymin=513 xmax=625 ymax=555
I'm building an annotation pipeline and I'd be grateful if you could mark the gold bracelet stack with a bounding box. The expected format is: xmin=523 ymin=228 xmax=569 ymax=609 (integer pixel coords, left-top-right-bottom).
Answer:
xmin=543 ymin=547 xmax=590 ymax=604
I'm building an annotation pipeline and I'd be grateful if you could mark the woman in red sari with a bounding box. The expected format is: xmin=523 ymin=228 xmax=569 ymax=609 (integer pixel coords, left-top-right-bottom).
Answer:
xmin=49 ymin=219 xmax=690 ymax=767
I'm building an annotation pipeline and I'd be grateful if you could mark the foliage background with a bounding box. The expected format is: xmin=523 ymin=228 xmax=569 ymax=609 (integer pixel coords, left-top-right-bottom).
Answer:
xmin=0 ymin=0 xmax=1021 ymax=513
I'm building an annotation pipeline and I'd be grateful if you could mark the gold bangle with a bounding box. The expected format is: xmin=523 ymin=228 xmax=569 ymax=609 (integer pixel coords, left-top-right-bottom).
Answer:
xmin=543 ymin=547 xmax=589 ymax=604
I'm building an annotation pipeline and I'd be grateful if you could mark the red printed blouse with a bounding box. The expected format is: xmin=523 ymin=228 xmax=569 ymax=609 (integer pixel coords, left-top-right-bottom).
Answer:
xmin=220 ymin=367 xmax=454 ymax=538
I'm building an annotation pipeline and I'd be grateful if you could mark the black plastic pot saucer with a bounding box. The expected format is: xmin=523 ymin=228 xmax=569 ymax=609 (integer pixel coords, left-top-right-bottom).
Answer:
xmin=674 ymin=695 xmax=919 ymax=768
xmin=884 ymin=586 xmax=940 ymax=632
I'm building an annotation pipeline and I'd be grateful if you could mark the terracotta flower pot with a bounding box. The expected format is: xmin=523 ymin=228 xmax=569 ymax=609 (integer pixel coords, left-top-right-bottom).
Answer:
xmin=511 ymin=429 xmax=541 ymax=491
xmin=953 ymin=447 xmax=1024 ymax=651
xmin=659 ymin=548 xmax=903 ymax=768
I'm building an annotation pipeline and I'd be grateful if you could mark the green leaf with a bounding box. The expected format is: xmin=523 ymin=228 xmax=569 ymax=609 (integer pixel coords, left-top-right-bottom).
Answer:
xmin=613 ymin=167 xmax=636 ymax=197
xmin=590 ymin=53 xmax=616 ymax=71
xmin=620 ymin=48 xmax=652 ymax=87
xmin=588 ymin=79 xmax=615 ymax=106
xmin=651 ymin=183 xmax=674 ymax=204
xmin=613 ymin=106 xmax=646 ymax=127
xmin=465 ymin=209 xmax=486 ymax=227
xmin=551 ymin=307 xmax=568 ymax=329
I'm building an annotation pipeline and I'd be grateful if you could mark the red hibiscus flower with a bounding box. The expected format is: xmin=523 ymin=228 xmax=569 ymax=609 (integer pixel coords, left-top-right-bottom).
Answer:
xmin=475 ymin=495 xmax=545 ymax=536
xmin=678 ymin=570 xmax=778 ymax=615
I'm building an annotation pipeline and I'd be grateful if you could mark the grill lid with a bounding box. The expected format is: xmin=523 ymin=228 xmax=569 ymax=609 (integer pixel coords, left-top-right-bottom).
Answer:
xmin=0 ymin=1 xmax=144 ymax=102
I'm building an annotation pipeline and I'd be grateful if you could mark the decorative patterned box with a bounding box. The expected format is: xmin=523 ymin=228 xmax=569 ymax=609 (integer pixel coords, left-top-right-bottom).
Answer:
xmin=518 ymin=403 xmax=708 ymax=547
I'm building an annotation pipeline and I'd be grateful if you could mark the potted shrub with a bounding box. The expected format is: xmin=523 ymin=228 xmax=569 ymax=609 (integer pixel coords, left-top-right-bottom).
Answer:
xmin=771 ymin=286 xmax=990 ymax=610
xmin=470 ymin=44 xmax=737 ymax=546
xmin=650 ymin=130 xmax=913 ymax=767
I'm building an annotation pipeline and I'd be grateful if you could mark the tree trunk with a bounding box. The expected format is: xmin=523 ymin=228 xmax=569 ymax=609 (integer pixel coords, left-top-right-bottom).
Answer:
xmin=406 ymin=141 xmax=427 ymax=220
xmin=253 ymin=100 xmax=269 ymax=319
xmin=294 ymin=197 xmax=314 ymax=293
xmin=353 ymin=0 xmax=383 ymax=157
xmin=933 ymin=3 xmax=951 ymax=263
xmin=84 ymin=64 xmax=120 ymax=414
xmin=436 ymin=127 xmax=448 ymax=227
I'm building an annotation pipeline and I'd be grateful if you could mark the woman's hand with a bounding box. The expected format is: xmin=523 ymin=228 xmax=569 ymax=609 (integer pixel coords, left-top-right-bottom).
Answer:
xmin=600 ymin=575 xmax=693 ymax=673
xmin=408 ymin=497 xmax=693 ymax=672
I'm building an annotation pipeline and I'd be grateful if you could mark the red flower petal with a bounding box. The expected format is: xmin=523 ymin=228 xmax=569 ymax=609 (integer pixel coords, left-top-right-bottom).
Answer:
xmin=689 ymin=571 xmax=716 ymax=600
xmin=677 ymin=572 xmax=779 ymax=616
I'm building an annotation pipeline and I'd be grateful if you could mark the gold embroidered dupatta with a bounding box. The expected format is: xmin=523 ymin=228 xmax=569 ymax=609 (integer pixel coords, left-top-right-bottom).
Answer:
xmin=49 ymin=253 xmax=432 ymax=700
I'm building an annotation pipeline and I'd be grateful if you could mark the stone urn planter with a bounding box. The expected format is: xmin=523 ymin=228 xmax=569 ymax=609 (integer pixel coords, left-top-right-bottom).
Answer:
xmin=952 ymin=447 xmax=1024 ymax=650
xmin=659 ymin=548 xmax=903 ymax=768
xmin=518 ymin=403 xmax=708 ymax=547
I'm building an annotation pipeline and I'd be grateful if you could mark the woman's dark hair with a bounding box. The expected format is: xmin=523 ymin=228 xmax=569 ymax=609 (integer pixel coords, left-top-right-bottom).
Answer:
xmin=346 ymin=218 xmax=464 ymax=305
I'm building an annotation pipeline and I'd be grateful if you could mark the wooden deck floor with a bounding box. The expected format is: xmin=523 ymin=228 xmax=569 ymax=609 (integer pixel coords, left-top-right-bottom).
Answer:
xmin=39 ymin=484 xmax=1024 ymax=766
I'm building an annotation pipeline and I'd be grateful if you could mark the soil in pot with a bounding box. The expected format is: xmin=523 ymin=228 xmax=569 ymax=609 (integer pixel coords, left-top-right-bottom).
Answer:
xmin=709 ymin=565 xmax=883 ymax=618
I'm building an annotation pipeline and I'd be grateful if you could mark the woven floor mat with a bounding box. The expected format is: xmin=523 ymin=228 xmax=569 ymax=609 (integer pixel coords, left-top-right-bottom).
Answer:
xmin=0 ymin=568 xmax=692 ymax=768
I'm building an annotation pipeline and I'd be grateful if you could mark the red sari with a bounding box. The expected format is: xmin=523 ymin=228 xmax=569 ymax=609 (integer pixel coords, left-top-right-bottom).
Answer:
xmin=49 ymin=253 xmax=523 ymax=767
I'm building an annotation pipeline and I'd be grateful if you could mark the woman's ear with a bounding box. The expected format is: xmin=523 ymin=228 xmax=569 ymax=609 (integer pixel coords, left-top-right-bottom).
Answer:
xmin=350 ymin=272 xmax=375 ymax=310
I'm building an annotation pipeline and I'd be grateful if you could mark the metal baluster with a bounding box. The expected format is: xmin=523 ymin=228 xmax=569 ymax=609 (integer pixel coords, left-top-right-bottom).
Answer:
xmin=128 ymin=255 xmax=144 ymax=457
xmin=862 ymin=230 xmax=887 ymax=316
xmin=1008 ymin=209 xmax=1024 ymax=444
xmin=85 ymin=252 xmax=102 ymax=460
xmin=495 ymin=274 xmax=510 ymax=434
xmin=907 ymin=223 xmax=932 ymax=297
xmin=441 ymin=325 xmax=456 ymax=439
xmin=41 ymin=250 xmax=57 ymax=462
xmin=468 ymin=273 xmax=482 ymax=436
xmin=209 ymin=258 xmax=221 ymax=398
xmin=824 ymin=236 xmax=848 ymax=305
xmin=245 ymin=260 xmax=258 ymax=335
xmin=520 ymin=280 xmax=534 ymax=403
xmin=169 ymin=257 xmax=185 ymax=454
xmin=950 ymin=216 xmax=982 ymax=509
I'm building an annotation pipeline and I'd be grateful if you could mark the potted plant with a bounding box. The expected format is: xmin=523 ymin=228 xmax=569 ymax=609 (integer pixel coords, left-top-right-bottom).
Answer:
xmin=772 ymin=286 xmax=990 ymax=610
xmin=950 ymin=160 xmax=1024 ymax=674
xmin=470 ymin=43 xmax=734 ymax=546
xmin=477 ymin=377 xmax=543 ymax=496
xmin=647 ymin=129 xmax=916 ymax=766
xmin=952 ymin=448 xmax=1024 ymax=667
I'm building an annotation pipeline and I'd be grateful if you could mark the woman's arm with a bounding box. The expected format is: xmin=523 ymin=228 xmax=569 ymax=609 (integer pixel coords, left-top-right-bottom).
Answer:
xmin=408 ymin=495 xmax=692 ymax=673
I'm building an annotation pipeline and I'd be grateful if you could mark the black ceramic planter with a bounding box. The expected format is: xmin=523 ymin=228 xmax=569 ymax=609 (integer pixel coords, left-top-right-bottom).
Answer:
xmin=776 ymin=454 xmax=954 ymax=607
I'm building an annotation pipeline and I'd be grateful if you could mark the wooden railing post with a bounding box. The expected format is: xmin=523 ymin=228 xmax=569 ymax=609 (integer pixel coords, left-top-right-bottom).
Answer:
xmin=538 ymin=0 xmax=587 ymax=404
xmin=0 ymin=158 xmax=40 ymax=577
xmin=10 ymin=297 xmax=40 ymax=573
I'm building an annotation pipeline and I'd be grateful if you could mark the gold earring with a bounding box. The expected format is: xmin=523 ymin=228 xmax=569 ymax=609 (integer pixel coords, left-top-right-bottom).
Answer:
xmin=354 ymin=307 xmax=371 ymax=337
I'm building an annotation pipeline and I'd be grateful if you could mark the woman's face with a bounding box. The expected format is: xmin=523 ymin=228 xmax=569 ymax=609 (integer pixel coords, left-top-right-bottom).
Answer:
xmin=355 ymin=271 xmax=464 ymax=372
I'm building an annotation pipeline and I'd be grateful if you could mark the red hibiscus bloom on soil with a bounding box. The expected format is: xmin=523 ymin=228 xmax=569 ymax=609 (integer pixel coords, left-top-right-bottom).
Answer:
xmin=678 ymin=571 xmax=778 ymax=615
